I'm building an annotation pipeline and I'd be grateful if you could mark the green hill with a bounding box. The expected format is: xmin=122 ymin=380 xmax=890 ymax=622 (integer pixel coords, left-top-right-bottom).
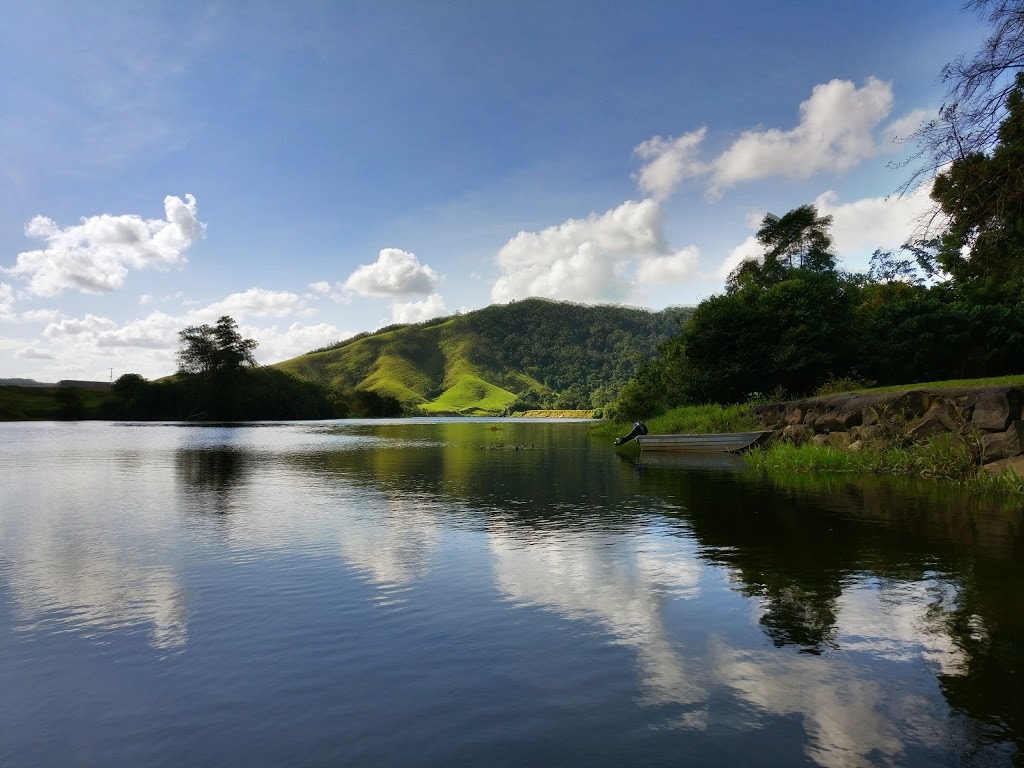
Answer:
xmin=275 ymin=298 xmax=690 ymax=415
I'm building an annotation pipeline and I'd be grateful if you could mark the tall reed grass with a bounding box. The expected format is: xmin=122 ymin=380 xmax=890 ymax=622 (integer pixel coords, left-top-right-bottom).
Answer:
xmin=746 ymin=433 xmax=1024 ymax=495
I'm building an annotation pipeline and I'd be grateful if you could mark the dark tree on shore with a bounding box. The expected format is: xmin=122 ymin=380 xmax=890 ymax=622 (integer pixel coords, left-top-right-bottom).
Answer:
xmin=727 ymin=205 xmax=836 ymax=293
xmin=929 ymin=73 xmax=1024 ymax=297
xmin=177 ymin=316 xmax=258 ymax=375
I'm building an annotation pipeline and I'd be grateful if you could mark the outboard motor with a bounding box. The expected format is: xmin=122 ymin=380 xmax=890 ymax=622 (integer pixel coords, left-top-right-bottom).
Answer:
xmin=614 ymin=420 xmax=648 ymax=446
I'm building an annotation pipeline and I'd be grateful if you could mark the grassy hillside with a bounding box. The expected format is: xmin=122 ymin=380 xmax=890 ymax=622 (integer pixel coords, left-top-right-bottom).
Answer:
xmin=276 ymin=298 xmax=688 ymax=415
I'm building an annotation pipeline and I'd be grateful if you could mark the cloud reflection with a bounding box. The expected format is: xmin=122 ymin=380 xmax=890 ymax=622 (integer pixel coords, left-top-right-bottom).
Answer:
xmin=337 ymin=494 xmax=441 ymax=594
xmin=489 ymin=524 xmax=705 ymax=710
xmin=2 ymin=514 xmax=187 ymax=652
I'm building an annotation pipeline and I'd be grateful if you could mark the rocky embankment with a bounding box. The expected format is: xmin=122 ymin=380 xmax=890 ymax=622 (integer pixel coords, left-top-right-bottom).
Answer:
xmin=753 ymin=386 xmax=1024 ymax=476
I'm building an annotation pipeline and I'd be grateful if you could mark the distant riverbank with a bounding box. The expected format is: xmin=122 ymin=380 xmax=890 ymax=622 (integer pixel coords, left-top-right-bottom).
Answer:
xmin=511 ymin=409 xmax=597 ymax=418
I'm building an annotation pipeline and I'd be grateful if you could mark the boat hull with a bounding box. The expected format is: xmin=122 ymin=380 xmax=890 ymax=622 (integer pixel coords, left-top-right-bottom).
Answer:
xmin=635 ymin=430 xmax=772 ymax=453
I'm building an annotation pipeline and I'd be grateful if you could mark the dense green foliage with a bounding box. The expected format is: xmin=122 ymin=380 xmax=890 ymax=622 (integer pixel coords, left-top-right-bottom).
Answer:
xmin=177 ymin=316 xmax=258 ymax=374
xmin=277 ymin=298 xmax=686 ymax=415
xmin=103 ymin=368 xmax=338 ymax=421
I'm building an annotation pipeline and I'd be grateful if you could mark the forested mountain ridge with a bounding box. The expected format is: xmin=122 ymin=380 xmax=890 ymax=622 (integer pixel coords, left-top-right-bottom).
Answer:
xmin=274 ymin=298 xmax=690 ymax=414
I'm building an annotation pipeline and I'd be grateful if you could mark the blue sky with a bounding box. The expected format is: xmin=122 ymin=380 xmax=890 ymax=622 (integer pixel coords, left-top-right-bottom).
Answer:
xmin=0 ymin=0 xmax=986 ymax=380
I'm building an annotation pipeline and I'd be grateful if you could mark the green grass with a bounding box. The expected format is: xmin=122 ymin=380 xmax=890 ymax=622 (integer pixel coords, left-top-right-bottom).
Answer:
xmin=419 ymin=375 xmax=518 ymax=415
xmin=819 ymin=373 xmax=1024 ymax=396
xmin=596 ymin=402 xmax=761 ymax=439
xmin=0 ymin=386 xmax=110 ymax=420
xmin=513 ymin=409 xmax=596 ymax=418
xmin=360 ymin=354 xmax=432 ymax=404
xmin=746 ymin=434 xmax=1024 ymax=495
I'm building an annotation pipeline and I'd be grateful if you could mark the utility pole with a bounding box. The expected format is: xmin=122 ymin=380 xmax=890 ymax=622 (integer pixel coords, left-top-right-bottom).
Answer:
xmin=109 ymin=368 xmax=114 ymax=386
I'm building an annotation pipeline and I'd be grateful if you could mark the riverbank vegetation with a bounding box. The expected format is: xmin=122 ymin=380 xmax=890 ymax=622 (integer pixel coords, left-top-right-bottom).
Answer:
xmin=747 ymin=439 xmax=1024 ymax=496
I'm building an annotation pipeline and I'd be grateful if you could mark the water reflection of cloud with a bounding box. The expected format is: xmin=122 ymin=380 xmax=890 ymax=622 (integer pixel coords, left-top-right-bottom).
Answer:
xmin=489 ymin=523 xmax=982 ymax=767
xmin=834 ymin=578 xmax=974 ymax=676
xmin=711 ymin=640 xmax=948 ymax=768
xmin=489 ymin=525 xmax=704 ymax=710
xmin=3 ymin=516 xmax=187 ymax=652
xmin=337 ymin=495 xmax=441 ymax=594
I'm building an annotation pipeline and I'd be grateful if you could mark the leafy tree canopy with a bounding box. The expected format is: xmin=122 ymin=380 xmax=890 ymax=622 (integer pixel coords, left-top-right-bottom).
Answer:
xmin=177 ymin=316 xmax=258 ymax=375
xmin=930 ymin=72 xmax=1024 ymax=298
xmin=727 ymin=205 xmax=836 ymax=293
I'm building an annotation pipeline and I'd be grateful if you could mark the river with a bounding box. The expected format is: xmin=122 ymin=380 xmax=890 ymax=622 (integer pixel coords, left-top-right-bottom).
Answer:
xmin=0 ymin=419 xmax=1021 ymax=767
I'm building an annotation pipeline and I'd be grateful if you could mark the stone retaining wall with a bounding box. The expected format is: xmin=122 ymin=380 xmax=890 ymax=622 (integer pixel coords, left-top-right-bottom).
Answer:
xmin=753 ymin=386 xmax=1024 ymax=476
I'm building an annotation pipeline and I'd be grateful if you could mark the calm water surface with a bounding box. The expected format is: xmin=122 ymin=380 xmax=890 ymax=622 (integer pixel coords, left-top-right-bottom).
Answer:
xmin=1 ymin=419 xmax=1022 ymax=767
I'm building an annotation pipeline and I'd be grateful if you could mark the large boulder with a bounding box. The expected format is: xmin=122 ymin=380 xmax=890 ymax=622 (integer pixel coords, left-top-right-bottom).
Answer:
xmin=784 ymin=407 xmax=805 ymax=426
xmin=905 ymin=401 xmax=960 ymax=440
xmin=754 ymin=403 xmax=789 ymax=430
xmin=981 ymin=421 xmax=1024 ymax=464
xmin=980 ymin=454 xmax=1024 ymax=477
xmin=850 ymin=424 xmax=883 ymax=442
xmin=879 ymin=390 xmax=932 ymax=422
xmin=782 ymin=424 xmax=812 ymax=445
xmin=971 ymin=388 xmax=1023 ymax=432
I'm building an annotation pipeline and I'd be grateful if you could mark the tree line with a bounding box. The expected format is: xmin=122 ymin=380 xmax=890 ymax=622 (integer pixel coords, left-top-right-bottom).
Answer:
xmin=107 ymin=316 xmax=401 ymax=420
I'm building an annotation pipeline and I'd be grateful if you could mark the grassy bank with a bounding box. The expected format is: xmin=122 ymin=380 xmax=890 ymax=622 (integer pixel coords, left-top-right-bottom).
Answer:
xmin=597 ymin=384 xmax=1024 ymax=497
xmin=513 ymin=409 xmax=596 ymax=418
xmin=748 ymin=436 xmax=1024 ymax=495
xmin=820 ymin=373 xmax=1024 ymax=396
xmin=594 ymin=402 xmax=760 ymax=439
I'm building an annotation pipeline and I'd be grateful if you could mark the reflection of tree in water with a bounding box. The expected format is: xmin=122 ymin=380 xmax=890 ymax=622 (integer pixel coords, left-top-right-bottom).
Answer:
xmin=638 ymin=462 xmax=1024 ymax=755
xmin=938 ymin=559 xmax=1024 ymax=759
xmin=175 ymin=448 xmax=251 ymax=516
xmin=756 ymin=583 xmax=841 ymax=653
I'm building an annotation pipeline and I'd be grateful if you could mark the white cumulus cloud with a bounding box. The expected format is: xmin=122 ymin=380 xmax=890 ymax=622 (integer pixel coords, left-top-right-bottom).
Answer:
xmin=0 ymin=283 xmax=14 ymax=320
xmin=245 ymin=322 xmax=352 ymax=363
xmin=94 ymin=311 xmax=182 ymax=349
xmin=44 ymin=314 xmax=118 ymax=339
xmin=196 ymin=288 xmax=307 ymax=321
xmin=635 ymin=246 xmax=701 ymax=284
xmin=709 ymin=78 xmax=894 ymax=195
xmin=14 ymin=346 xmax=56 ymax=360
xmin=813 ymin=182 xmax=938 ymax=259
xmin=344 ymin=248 xmax=440 ymax=297
xmin=391 ymin=294 xmax=448 ymax=324
xmin=882 ymin=108 xmax=935 ymax=148
xmin=716 ymin=235 xmax=763 ymax=280
xmin=7 ymin=195 xmax=205 ymax=296
xmin=633 ymin=128 xmax=707 ymax=201
xmin=492 ymin=199 xmax=699 ymax=304
xmin=17 ymin=308 xmax=62 ymax=323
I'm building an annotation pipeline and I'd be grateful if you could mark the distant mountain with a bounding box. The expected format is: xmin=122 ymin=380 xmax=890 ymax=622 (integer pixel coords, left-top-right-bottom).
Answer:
xmin=274 ymin=298 xmax=691 ymax=415
xmin=0 ymin=378 xmax=53 ymax=387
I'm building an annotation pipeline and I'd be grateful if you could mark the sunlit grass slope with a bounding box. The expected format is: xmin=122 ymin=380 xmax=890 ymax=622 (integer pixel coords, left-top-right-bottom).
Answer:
xmin=273 ymin=298 xmax=685 ymax=415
